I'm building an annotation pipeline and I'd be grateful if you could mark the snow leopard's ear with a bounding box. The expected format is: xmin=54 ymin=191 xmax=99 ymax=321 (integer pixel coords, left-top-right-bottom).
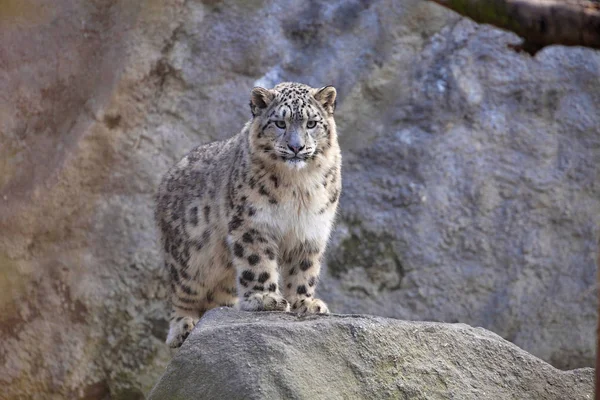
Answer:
xmin=250 ymin=87 xmax=274 ymax=117
xmin=314 ymin=86 xmax=337 ymax=115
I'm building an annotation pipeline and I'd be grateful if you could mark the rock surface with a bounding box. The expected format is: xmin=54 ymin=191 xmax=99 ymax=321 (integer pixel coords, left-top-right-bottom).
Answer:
xmin=148 ymin=308 xmax=594 ymax=400
xmin=0 ymin=0 xmax=598 ymax=398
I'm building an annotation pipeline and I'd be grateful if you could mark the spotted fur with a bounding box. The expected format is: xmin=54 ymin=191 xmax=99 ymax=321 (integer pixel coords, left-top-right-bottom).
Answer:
xmin=155 ymin=82 xmax=341 ymax=347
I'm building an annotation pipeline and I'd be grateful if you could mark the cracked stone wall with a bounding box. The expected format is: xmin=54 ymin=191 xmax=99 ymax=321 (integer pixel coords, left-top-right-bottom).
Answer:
xmin=0 ymin=0 xmax=598 ymax=398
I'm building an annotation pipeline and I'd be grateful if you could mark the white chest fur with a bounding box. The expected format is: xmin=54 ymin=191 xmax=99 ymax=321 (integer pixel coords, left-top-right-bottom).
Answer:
xmin=254 ymin=182 xmax=336 ymax=245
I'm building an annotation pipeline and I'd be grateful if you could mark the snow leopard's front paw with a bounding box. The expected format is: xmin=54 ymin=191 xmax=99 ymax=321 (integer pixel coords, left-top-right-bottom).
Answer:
xmin=291 ymin=298 xmax=329 ymax=315
xmin=166 ymin=316 xmax=197 ymax=348
xmin=239 ymin=292 xmax=290 ymax=312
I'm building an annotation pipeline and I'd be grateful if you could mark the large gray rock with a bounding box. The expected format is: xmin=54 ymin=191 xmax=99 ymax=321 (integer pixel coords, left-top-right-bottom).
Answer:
xmin=1 ymin=0 xmax=598 ymax=398
xmin=148 ymin=308 xmax=594 ymax=400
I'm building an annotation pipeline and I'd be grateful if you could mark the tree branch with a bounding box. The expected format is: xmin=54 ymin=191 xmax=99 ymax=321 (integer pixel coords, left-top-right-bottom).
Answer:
xmin=430 ymin=0 xmax=600 ymax=55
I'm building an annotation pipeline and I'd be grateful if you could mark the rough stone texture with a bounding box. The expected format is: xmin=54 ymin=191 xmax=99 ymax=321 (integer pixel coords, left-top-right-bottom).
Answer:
xmin=323 ymin=6 xmax=600 ymax=371
xmin=0 ymin=0 xmax=598 ymax=398
xmin=0 ymin=1 xmax=183 ymax=398
xmin=148 ymin=308 xmax=594 ymax=400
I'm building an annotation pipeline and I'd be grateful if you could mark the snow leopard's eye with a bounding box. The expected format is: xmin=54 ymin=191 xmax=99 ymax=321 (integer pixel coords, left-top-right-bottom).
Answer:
xmin=275 ymin=121 xmax=286 ymax=129
xmin=306 ymin=120 xmax=317 ymax=129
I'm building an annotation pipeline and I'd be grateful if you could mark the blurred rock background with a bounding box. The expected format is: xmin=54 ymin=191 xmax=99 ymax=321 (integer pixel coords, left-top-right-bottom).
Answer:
xmin=0 ymin=0 xmax=598 ymax=398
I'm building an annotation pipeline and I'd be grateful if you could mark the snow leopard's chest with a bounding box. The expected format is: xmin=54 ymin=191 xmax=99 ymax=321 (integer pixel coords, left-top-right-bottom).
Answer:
xmin=251 ymin=175 xmax=338 ymax=245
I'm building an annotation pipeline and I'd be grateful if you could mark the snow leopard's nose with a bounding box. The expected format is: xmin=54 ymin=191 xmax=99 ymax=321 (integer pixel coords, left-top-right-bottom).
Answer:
xmin=287 ymin=144 xmax=305 ymax=154
xmin=287 ymin=130 xmax=305 ymax=154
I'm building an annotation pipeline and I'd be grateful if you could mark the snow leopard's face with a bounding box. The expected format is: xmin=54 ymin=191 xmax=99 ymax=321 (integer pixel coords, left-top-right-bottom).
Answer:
xmin=249 ymin=82 xmax=337 ymax=170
